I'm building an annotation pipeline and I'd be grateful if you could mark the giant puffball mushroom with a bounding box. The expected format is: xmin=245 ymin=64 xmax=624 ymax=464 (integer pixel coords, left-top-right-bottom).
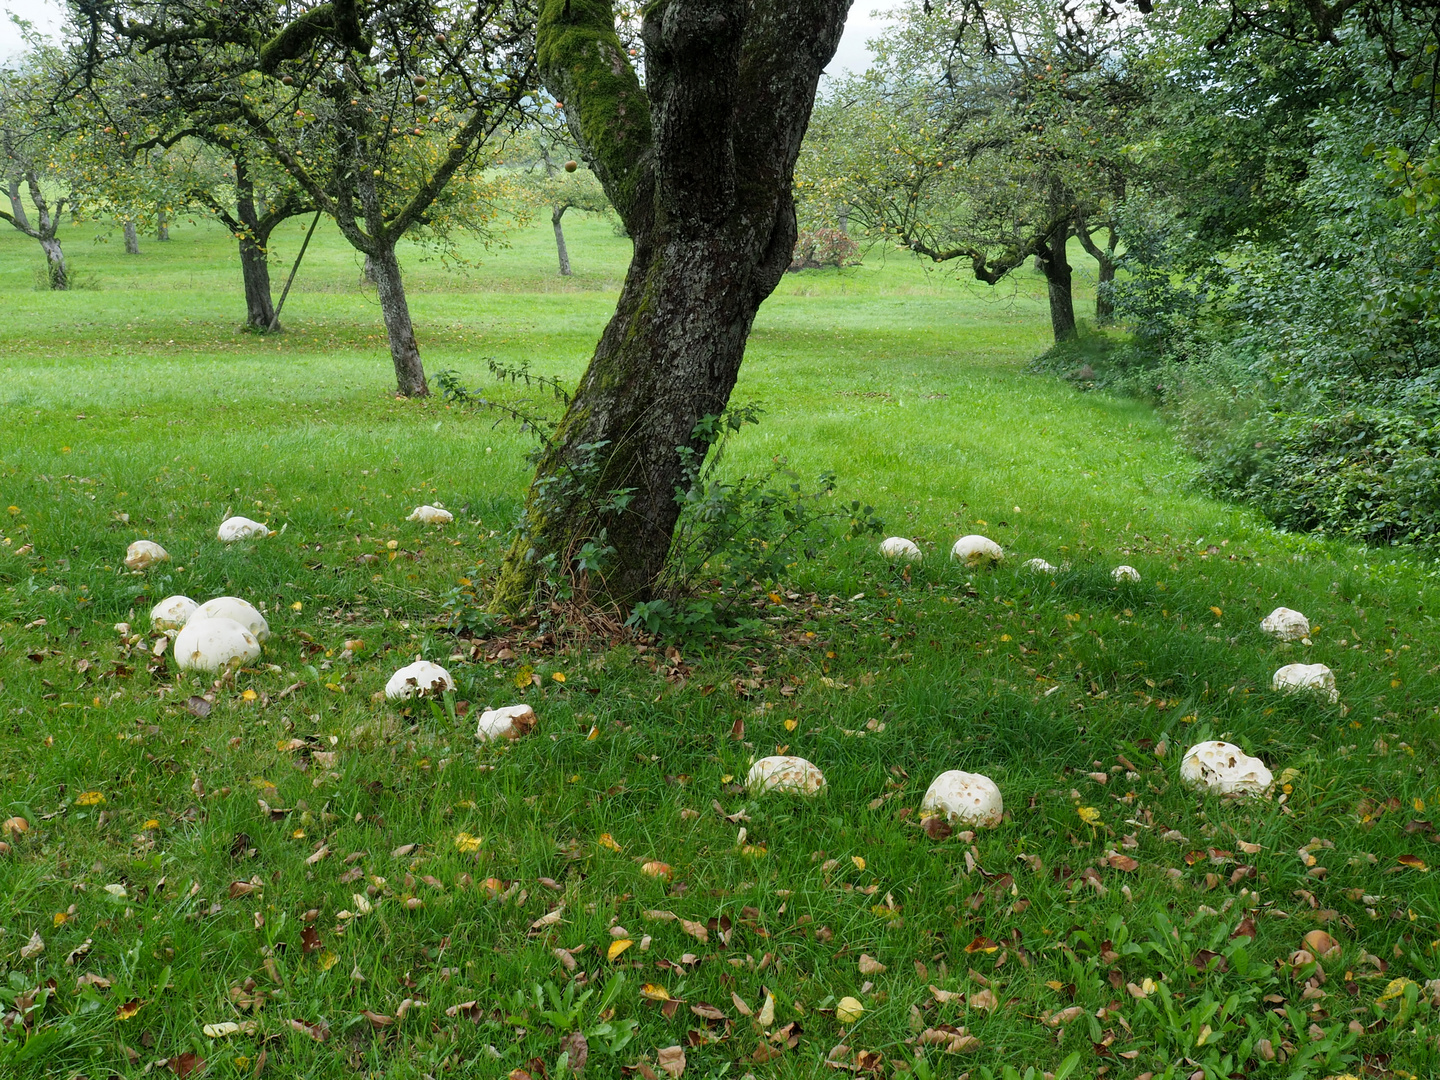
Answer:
xmin=1023 ymin=557 xmax=1057 ymax=574
xmin=1179 ymin=740 xmax=1274 ymax=797
xmin=1112 ymin=565 xmax=1141 ymax=583
xmin=475 ymin=703 xmax=536 ymax=742
xmin=174 ymin=617 xmax=262 ymax=672
xmin=150 ymin=595 xmax=198 ymax=633
xmin=124 ymin=540 xmax=170 ymax=570
xmin=217 ymin=516 xmax=270 ymax=542
xmin=879 ymin=536 xmax=922 ymax=562
xmin=385 ymin=660 xmax=455 ymax=700
xmin=407 ymin=505 xmax=454 ymax=525
xmin=746 ymin=755 xmax=826 ymax=796
xmin=191 ymin=596 xmax=271 ymax=642
xmin=1272 ymin=663 xmax=1338 ymax=703
xmin=1262 ymin=607 xmax=1310 ymax=642
xmin=950 ymin=534 xmax=1003 ymax=567
xmin=920 ymin=770 xmax=1004 ymax=828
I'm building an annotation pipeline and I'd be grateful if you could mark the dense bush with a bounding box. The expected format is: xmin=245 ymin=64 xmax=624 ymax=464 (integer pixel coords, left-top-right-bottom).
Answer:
xmin=1077 ymin=8 xmax=1440 ymax=549
xmin=788 ymin=226 xmax=859 ymax=270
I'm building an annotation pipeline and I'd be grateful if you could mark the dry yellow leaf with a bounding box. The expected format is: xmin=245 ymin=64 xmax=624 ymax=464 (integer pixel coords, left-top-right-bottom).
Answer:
xmin=607 ymin=939 xmax=633 ymax=961
xmin=597 ymin=833 xmax=622 ymax=853
xmin=784 ymin=719 xmax=798 ymax=731
xmin=454 ymin=832 xmax=482 ymax=853
xmin=640 ymin=982 xmax=671 ymax=1001
xmin=1077 ymin=806 xmax=1101 ymax=825
xmin=835 ymin=996 xmax=863 ymax=1024
xmin=552 ymin=672 xmax=566 ymax=683
xmin=241 ymin=689 xmax=257 ymax=702
xmin=75 ymin=791 xmax=105 ymax=807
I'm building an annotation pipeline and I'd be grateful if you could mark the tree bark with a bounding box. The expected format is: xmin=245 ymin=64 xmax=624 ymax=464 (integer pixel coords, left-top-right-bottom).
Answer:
xmin=41 ymin=237 xmax=68 ymax=289
xmin=493 ymin=0 xmax=850 ymax=610
xmin=123 ymin=219 xmax=140 ymax=254
xmin=368 ymin=243 xmax=428 ymax=397
xmin=157 ymin=208 xmax=170 ymax=241
xmin=3 ymin=174 xmax=68 ymax=289
xmin=552 ymin=204 xmax=572 ymax=276
xmin=1035 ymin=213 xmax=1077 ymax=343
xmin=1075 ymin=218 xmax=1118 ymax=325
xmin=234 ymin=158 xmax=279 ymax=330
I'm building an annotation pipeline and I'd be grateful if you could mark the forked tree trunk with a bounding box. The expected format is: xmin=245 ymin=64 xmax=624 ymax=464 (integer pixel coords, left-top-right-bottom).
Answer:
xmin=1076 ymin=216 xmax=1118 ymax=325
xmin=235 ymin=160 xmax=278 ymax=330
xmin=368 ymin=243 xmax=428 ymax=397
xmin=552 ymin=205 xmax=572 ymax=276
xmin=494 ymin=0 xmax=849 ymax=610
xmin=4 ymin=175 xmax=69 ymax=289
xmin=123 ymin=219 xmax=140 ymax=254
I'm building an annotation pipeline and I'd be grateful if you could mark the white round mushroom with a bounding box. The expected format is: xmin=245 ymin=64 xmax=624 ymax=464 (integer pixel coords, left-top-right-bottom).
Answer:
xmin=1262 ymin=607 xmax=1310 ymax=641
xmin=217 ymin=516 xmax=270 ymax=542
xmin=950 ymin=534 xmax=1003 ymax=567
xmin=385 ymin=660 xmax=455 ymax=700
xmin=1023 ymin=557 xmax=1058 ymax=574
xmin=190 ymin=597 xmax=270 ymax=642
xmin=746 ymin=756 xmax=826 ymax=796
xmin=920 ymin=770 xmax=1004 ymax=828
xmin=1179 ymin=740 xmax=1274 ymax=797
xmin=1272 ymin=663 xmax=1338 ymax=703
xmin=1112 ymin=565 xmax=1141 ymax=583
xmin=149 ymin=595 xmax=198 ymax=633
xmin=173 ymin=617 xmax=262 ymax=673
xmin=879 ymin=536 xmax=922 ymax=562
xmin=475 ymin=703 xmax=536 ymax=742
xmin=407 ymin=505 xmax=454 ymax=525
xmin=124 ymin=540 xmax=170 ymax=571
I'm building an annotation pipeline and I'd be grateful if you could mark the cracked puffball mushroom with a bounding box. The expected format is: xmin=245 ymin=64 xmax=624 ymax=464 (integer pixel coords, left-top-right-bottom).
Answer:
xmin=474 ymin=703 xmax=536 ymax=742
xmin=173 ymin=617 xmax=261 ymax=672
xmin=124 ymin=539 xmax=170 ymax=570
xmin=1112 ymin=564 xmax=1141 ymax=583
xmin=879 ymin=536 xmax=922 ymax=562
xmin=920 ymin=770 xmax=1004 ymax=828
xmin=190 ymin=596 xmax=270 ymax=642
xmin=950 ymin=534 xmax=1003 ymax=567
xmin=1023 ymin=557 xmax=1057 ymax=573
xmin=385 ymin=660 xmax=455 ymax=700
xmin=1262 ymin=607 xmax=1310 ymax=641
xmin=407 ymin=504 xmax=453 ymax=525
xmin=1179 ymin=740 xmax=1274 ymax=797
xmin=746 ymin=755 xmax=826 ymax=796
xmin=217 ymin=516 xmax=269 ymax=542
xmin=149 ymin=595 xmax=198 ymax=633
xmin=1272 ymin=662 xmax=1338 ymax=703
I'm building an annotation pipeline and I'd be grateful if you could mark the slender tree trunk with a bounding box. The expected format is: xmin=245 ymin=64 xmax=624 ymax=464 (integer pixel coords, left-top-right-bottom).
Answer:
xmin=837 ymin=203 xmax=849 ymax=233
xmin=41 ymin=237 xmax=68 ymax=289
xmin=156 ymin=208 xmax=169 ymax=241
xmin=1095 ymin=255 xmax=1115 ymax=324
xmin=234 ymin=158 xmax=278 ymax=330
xmin=552 ymin=204 xmax=572 ymax=276
xmin=368 ymin=243 xmax=428 ymax=397
xmin=122 ymin=219 xmax=140 ymax=254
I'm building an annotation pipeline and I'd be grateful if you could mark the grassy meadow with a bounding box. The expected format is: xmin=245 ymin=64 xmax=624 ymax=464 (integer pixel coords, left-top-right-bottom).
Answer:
xmin=2 ymin=208 xmax=1440 ymax=1080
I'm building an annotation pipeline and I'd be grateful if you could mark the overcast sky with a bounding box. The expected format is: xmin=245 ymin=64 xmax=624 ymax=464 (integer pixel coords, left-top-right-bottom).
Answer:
xmin=2 ymin=0 xmax=888 ymax=73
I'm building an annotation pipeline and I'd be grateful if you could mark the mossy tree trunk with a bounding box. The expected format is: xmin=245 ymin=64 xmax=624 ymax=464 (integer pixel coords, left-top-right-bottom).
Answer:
xmin=493 ymin=0 xmax=851 ymax=611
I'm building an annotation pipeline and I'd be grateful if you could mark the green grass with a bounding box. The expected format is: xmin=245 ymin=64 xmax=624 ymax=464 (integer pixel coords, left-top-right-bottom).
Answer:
xmin=3 ymin=209 xmax=1440 ymax=1080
